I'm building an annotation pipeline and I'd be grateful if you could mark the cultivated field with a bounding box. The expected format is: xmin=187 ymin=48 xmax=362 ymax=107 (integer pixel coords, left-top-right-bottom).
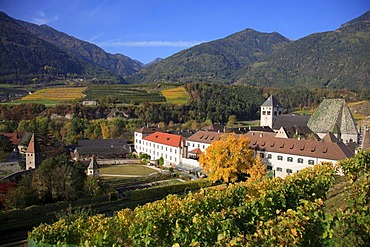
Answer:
xmin=15 ymin=87 xmax=86 ymax=105
xmin=161 ymin=86 xmax=189 ymax=105
xmin=84 ymin=84 xmax=166 ymax=104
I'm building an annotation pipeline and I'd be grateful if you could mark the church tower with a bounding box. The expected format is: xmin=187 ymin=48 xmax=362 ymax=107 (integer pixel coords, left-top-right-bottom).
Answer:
xmin=87 ymin=155 xmax=99 ymax=177
xmin=25 ymin=134 xmax=42 ymax=169
xmin=260 ymin=95 xmax=284 ymax=128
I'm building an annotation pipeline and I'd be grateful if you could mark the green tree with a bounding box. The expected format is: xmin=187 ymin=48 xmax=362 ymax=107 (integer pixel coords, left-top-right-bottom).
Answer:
xmin=32 ymin=155 xmax=86 ymax=203
xmin=83 ymin=176 xmax=102 ymax=197
xmin=199 ymin=134 xmax=255 ymax=183
xmin=226 ymin=115 xmax=237 ymax=128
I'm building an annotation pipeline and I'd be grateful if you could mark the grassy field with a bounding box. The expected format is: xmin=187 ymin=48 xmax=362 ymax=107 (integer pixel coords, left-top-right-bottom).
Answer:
xmin=99 ymin=164 xmax=158 ymax=176
xmin=161 ymin=86 xmax=189 ymax=105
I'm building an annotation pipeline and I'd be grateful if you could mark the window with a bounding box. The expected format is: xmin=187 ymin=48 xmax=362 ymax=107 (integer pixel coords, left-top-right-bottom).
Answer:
xmin=276 ymin=167 xmax=282 ymax=172
xmin=277 ymin=155 xmax=283 ymax=161
xmin=287 ymin=157 xmax=293 ymax=162
xmin=262 ymin=111 xmax=266 ymax=115
xmin=286 ymin=169 xmax=293 ymax=174
xmin=267 ymin=154 xmax=272 ymax=159
xmin=260 ymin=153 xmax=265 ymax=158
xmin=267 ymin=166 xmax=272 ymax=171
xmin=298 ymin=158 xmax=303 ymax=163
xmin=308 ymin=160 xmax=315 ymax=165
xmin=267 ymin=111 xmax=271 ymax=115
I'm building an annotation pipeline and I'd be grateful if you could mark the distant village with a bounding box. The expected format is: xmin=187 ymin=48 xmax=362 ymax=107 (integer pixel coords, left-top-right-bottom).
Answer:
xmin=1 ymin=95 xmax=368 ymax=180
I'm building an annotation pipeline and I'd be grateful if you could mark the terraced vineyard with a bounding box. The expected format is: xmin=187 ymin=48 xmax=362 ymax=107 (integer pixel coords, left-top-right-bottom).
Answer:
xmin=15 ymin=87 xmax=86 ymax=105
xmin=84 ymin=84 xmax=166 ymax=104
xmin=161 ymin=86 xmax=189 ymax=105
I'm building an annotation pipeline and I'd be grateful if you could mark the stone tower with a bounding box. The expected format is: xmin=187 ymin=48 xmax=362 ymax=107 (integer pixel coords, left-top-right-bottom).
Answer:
xmin=25 ymin=134 xmax=42 ymax=169
xmin=87 ymin=155 xmax=99 ymax=177
xmin=260 ymin=95 xmax=284 ymax=128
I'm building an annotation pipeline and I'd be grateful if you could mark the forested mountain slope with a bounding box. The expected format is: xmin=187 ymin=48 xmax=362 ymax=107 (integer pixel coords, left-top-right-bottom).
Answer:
xmin=128 ymin=29 xmax=291 ymax=84
xmin=240 ymin=10 xmax=370 ymax=90
xmin=18 ymin=20 xmax=143 ymax=78
xmin=0 ymin=11 xmax=84 ymax=83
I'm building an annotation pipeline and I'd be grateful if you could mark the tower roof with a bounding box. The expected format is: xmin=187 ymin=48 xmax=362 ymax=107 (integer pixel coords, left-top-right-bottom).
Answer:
xmin=308 ymin=99 xmax=358 ymax=135
xmin=26 ymin=134 xmax=41 ymax=153
xmin=261 ymin=95 xmax=283 ymax=108
xmin=88 ymin=155 xmax=98 ymax=170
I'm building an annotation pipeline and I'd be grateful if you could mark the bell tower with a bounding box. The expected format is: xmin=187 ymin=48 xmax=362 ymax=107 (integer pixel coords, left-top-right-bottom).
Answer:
xmin=260 ymin=95 xmax=284 ymax=128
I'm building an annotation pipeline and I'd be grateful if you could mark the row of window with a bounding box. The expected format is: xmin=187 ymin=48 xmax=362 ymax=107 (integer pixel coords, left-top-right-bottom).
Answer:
xmin=140 ymin=142 xmax=177 ymax=154
xmin=261 ymin=110 xmax=282 ymax=116
xmin=187 ymin=142 xmax=207 ymax=150
xmin=267 ymin=165 xmax=293 ymax=174
xmin=260 ymin=153 xmax=315 ymax=165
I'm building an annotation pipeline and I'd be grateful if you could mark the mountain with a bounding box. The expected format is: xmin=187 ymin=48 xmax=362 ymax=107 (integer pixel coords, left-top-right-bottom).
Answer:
xmin=128 ymin=11 xmax=370 ymax=90
xmin=127 ymin=29 xmax=291 ymax=84
xmin=17 ymin=20 xmax=143 ymax=78
xmin=145 ymin=57 xmax=163 ymax=67
xmin=0 ymin=11 xmax=84 ymax=83
xmin=239 ymin=10 xmax=370 ymax=90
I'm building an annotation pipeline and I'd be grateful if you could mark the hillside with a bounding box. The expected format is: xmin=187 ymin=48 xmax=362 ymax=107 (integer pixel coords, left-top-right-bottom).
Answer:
xmin=17 ymin=20 xmax=143 ymax=78
xmin=128 ymin=29 xmax=291 ymax=84
xmin=0 ymin=11 xmax=84 ymax=83
xmin=240 ymin=10 xmax=370 ymax=90
xmin=128 ymin=11 xmax=370 ymax=90
xmin=0 ymin=11 xmax=139 ymax=84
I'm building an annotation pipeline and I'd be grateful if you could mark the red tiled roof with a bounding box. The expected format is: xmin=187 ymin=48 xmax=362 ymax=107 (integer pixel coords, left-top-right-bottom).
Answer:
xmin=2 ymin=132 xmax=21 ymax=145
xmin=189 ymin=148 xmax=203 ymax=154
xmin=26 ymin=134 xmax=41 ymax=153
xmin=245 ymin=132 xmax=354 ymax=161
xmin=143 ymin=132 xmax=184 ymax=147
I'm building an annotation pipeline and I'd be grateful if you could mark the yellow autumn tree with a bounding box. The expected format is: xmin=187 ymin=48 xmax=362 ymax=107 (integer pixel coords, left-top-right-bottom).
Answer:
xmin=199 ymin=133 xmax=256 ymax=183
xmin=246 ymin=158 xmax=267 ymax=184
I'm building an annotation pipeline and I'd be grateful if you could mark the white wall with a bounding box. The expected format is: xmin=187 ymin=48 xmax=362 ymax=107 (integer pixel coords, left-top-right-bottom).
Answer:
xmin=186 ymin=140 xmax=209 ymax=153
xmin=140 ymin=139 xmax=182 ymax=166
xmin=257 ymin=150 xmax=336 ymax=178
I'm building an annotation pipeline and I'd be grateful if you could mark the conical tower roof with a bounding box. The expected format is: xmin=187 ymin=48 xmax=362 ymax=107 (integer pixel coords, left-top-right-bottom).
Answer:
xmin=26 ymin=134 xmax=41 ymax=153
xmin=88 ymin=155 xmax=98 ymax=170
xmin=261 ymin=95 xmax=283 ymax=108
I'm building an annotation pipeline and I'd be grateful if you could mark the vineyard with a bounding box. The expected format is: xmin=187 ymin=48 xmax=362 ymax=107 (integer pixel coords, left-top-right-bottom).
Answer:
xmin=84 ymin=84 xmax=184 ymax=104
xmin=161 ymin=86 xmax=189 ymax=105
xmin=28 ymin=151 xmax=370 ymax=246
xmin=15 ymin=87 xmax=86 ymax=105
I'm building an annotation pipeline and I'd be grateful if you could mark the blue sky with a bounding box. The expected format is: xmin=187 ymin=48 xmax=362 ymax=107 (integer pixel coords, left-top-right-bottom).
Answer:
xmin=1 ymin=0 xmax=369 ymax=64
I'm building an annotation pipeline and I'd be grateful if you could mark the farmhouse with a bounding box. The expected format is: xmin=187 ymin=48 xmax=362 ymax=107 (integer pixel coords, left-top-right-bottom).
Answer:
xmin=82 ymin=99 xmax=98 ymax=106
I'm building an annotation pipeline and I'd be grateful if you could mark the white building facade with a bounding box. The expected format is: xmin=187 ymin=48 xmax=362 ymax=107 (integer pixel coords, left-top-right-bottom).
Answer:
xmin=246 ymin=132 xmax=354 ymax=178
xmin=140 ymin=132 xmax=185 ymax=166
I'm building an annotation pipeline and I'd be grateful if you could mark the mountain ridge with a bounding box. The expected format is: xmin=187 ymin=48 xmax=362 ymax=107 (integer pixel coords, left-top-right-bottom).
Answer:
xmin=17 ymin=20 xmax=143 ymax=78
xmin=127 ymin=28 xmax=292 ymax=84
xmin=0 ymin=10 xmax=369 ymax=90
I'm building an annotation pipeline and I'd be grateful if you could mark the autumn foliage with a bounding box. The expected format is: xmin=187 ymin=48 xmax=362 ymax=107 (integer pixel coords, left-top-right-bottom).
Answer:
xmin=198 ymin=134 xmax=258 ymax=183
